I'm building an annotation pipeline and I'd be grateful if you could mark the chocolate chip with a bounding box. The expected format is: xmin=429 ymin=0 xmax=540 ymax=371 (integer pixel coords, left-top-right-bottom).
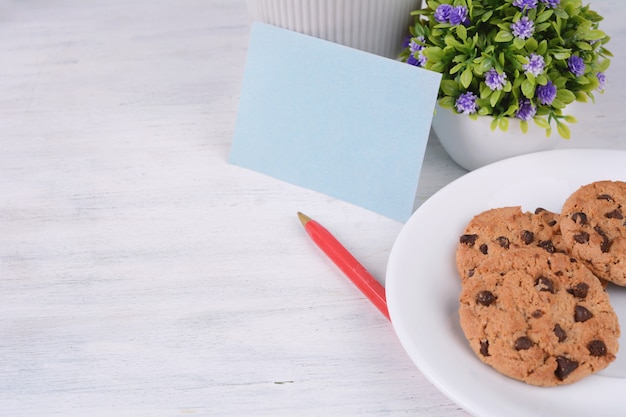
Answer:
xmin=467 ymin=269 xmax=475 ymax=278
xmin=574 ymin=232 xmax=589 ymax=244
xmin=535 ymin=207 xmax=546 ymax=214
xmin=476 ymin=290 xmax=496 ymax=306
xmin=567 ymin=283 xmax=589 ymax=299
xmin=555 ymin=356 xmax=579 ymax=380
xmin=496 ymin=236 xmax=510 ymax=249
xmin=479 ymin=243 xmax=488 ymax=255
xmin=532 ymin=309 xmax=544 ymax=318
xmin=571 ymin=212 xmax=588 ymax=225
xmin=521 ymin=230 xmax=534 ymax=245
xmin=460 ymin=234 xmax=478 ymax=246
xmin=548 ymin=220 xmax=557 ymax=226
xmin=554 ymin=324 xmax=567 ymax=342
xmin=537 ymin=240 xmax=556 ymax=253
xmin=597 ymin=194 xmax=614 ymax=201
xmin=593 ymin=226 xmax=612 ymax=253
xmin=480 ymin=340 xmax=490 ymax=356
xmin=574 ymin=305 xmax=593 ymax=322
xmin=535 ymin=276 xmax=555 ymax=293
xmin=587 ymin=340 xmax=607 ymax=357
xmin=605 ymin=209 xmax=624 ymax=219
xmin=515 ymin=336 xmax=533 ymax=350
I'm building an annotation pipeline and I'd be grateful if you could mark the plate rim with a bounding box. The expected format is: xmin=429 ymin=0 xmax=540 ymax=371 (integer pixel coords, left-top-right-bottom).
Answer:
xmin=386 ymin=148 xmax=626 ymax=417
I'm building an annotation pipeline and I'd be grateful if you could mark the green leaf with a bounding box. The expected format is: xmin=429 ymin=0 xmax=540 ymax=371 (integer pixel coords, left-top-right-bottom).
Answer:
xmin=585 ymin=29 xmax=607 ymax=41
xmin=556 ymin=89 xmax=576 ymax=104
xmin=478 ymin=107 xmax=491 ymax=116
xmin=599 ymin=59 xmax=611 ymax=72
xmin=499 ymin=117 xmax=509 ymax=132
xmin=552 ymin=51 xmax=571 ymax=60
xmin=480 ymin=84 xmax=492 ymax=99
xmin=536 ymin=22 xmax=551 ymax=33
xmin=520 ymin=120 xmax=529 ymax=134
xmin=450 ymin=62 xmax=465 ymax=74
xmin=425 ymin=47 xmax=444 ymax=61
xmin=525 ymin=38 xmax=538 ymax=52
xmin=574 ymin=91 xmax=589 ymax=102
xmin=456 ymin=25 xmax=467 ymax=41
xmin=495 ymin=31 xmax=514 ymax=42
xmin=521 ymin=79 xmax=535 ymax=98
xmin=536 ymin=10 xmax=554 ymax=24
xmin=426 ymin=0 xmax=439 ymax=10
xmin=490 ymin=90 xmax=502 ymax=107
xmin=460 ymin=67 xmax=473 ymax=89
xmin=440 ymin=80 xmax=460 ymax=96
xmin=554 ymin=8 xmax=569 ymax=19
xmin=438 ymin=96 xmax=456 ymax=108
xmin=556 ymin=120 xmax=571 ymax=139
xmin=537 ymin=40 xmax=548 ymax=55
xmin=479 ymin=58 xmax=493 ymax=73
xmin=513 ymin=37 xmax=526 ymax=50
xmin=577 ymin=75 xmax=590 ymax=85
xmin=564 ymin=115 xmax=578 ymax=123
xmin=490 ymin=117 xmax=498 ymax=131
xmin=533 ymin=117 xmax=550 ymax=129
xmin=576 ymin=41 xmax=592 ymax=51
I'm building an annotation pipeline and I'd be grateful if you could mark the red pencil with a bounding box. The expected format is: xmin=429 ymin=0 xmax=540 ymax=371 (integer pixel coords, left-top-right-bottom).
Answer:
xmin=297 ymin=212 xmax=390 ymax=320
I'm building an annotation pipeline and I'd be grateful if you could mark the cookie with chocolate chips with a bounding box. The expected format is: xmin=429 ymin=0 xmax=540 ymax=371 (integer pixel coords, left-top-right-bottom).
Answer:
xmin=560 ymin=180 xmax=626 ymax=286
xmin=459 ymin=247 xmax=620 ymax=386
xmin=456 ymin=206 xmax=565 ymax=281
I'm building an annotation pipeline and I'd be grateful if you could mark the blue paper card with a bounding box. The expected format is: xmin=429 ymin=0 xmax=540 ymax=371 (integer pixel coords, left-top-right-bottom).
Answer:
xmin=229 ymin=22 xmax=441 ymax=222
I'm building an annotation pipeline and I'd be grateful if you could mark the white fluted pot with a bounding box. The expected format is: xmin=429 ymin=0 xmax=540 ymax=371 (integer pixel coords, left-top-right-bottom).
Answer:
xmin=246 ymin=0 xmax=422 ymax=58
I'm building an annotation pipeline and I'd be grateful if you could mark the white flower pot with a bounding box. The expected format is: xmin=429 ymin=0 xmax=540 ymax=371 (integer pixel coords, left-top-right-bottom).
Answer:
xmin=432 ymin=104 xmax=559 ymax=171
xmin=246 ymin=0 xmax=422 ymax=58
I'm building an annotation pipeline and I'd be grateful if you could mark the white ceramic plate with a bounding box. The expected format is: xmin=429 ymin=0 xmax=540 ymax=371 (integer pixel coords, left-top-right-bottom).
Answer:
xmin=386 ymin=149 xmax=626 ymax=417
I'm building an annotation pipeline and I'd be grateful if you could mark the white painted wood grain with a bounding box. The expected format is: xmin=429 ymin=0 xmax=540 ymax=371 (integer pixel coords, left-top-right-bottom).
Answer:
xmin=1 ymin=0 xmax=624 ymax=416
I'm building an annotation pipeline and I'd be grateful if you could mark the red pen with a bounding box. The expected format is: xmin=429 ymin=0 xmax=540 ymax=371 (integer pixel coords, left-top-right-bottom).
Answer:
xmin=297 ymin=212 xmax=390 ymax=320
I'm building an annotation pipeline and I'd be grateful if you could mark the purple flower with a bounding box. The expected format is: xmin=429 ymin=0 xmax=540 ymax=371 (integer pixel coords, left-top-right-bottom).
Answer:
xmin=541 ymin=0 xmax=560 ymax=8
xmin=448 ymin=6 xmax=469 ymax=26
xmin=568 ymin=56 xmax=585 ymax=77
xmin=522 ymin=53 xmax=545 ymax=76
xmin=434 ymin=4 xmax=453 ymax=23
xmin=434 ymin=4 xmax=468 ymax=26
xmin=516 ymin=98 xmax=536 ymax=121
xmin=513 ymin=0 xmax=538 ymax=10
xmin=407 ymin=50 xmax=427 ymax=67
xmin=485 ymin=69 xmax=507 ymax=91
xmin=511 ymin=16 xmax=535 ymax=40
xmin=409 ymin=36 xmax=425 ymax=53
xmin=536 ymin=81 xmax=557 ymax=105
xmin=597 ymin=72 xmax=606 ymax=91
xmin=455 ymin=92 xmax=478 ymax=115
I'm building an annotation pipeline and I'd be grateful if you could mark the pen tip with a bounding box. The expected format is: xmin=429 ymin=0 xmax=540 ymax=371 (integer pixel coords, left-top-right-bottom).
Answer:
xmin=297 ymin=211 xmax=311 ymax=226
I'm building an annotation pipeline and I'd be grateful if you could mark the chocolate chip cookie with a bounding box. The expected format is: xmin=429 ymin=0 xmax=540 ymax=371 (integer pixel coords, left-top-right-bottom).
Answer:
xmin=560 ymin=180 xmax=626 ymax=286
xmin=459 ymin=247 xmax=619 ymax=386
xmin=456 ymin=206 xmax=564 ymax=281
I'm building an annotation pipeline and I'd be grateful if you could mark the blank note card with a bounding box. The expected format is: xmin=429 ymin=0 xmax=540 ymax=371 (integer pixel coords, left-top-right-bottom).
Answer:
xmin=229 ymin=22 xmax=441 ymax=222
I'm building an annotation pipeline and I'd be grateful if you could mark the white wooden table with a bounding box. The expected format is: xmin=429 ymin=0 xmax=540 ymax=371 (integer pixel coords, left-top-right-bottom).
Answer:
xmin=1 ymin=1 xmax=624 ymax=416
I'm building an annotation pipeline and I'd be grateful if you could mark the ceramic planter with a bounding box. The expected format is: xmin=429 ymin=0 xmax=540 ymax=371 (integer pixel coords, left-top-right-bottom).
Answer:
xmin=432 ymin=104 xmax=561 ymax=171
